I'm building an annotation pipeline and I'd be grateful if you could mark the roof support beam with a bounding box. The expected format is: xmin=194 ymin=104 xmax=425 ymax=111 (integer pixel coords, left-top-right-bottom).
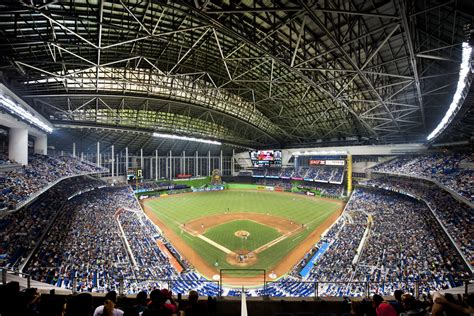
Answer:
xmin=301 ymin=1 xmax=400 ymax=132
xmin=290 ymin=15 xmax=306 ymax=67
xmin=396 ymin=0 xmax=426 ymax=130
xmin=96 ymin=0 xmax=104 ymax=92
xmin=206 ymin=7 xmax=399 ymax=19
xmin=169 ymin=28 xmax=210 ymax=74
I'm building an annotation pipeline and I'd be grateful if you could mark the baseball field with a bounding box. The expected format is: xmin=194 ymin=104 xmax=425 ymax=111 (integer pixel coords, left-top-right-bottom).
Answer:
xmin=142 ymin=189 xmax=343 ymax=286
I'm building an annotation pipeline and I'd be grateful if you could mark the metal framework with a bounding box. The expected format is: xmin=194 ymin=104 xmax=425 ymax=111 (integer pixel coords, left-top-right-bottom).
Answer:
xmin=0 ymin=0 xmax=471 ymax=152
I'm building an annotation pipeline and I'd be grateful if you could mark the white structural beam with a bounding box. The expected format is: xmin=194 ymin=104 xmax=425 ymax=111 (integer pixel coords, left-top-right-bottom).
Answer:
xmin=9 ymin=128 xmax=28 ymax=165
xmin=111 ymin=145 xmax=115 ymax=177
xmin=125 ymin=147 xmax=129 ymax=170
xmin=208 ymin=150 xmax=211 ymax=176
xmin=96 ymin=142 xmax=100 ymax=167
xmin=155 ymin=150 xmax=158 ymax=181
xmin=34 ymin=134 xmax=47 ymax=155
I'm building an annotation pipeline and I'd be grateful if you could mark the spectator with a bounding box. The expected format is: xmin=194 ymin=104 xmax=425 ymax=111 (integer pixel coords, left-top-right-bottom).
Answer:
xmin=66 ymin=293 xmax=94 ymax=316
xmin=431 ymin=292 xmax=473 ymax=316
xmin=183 ymin=290 xmax=207 ymax=316
xmin=93 ymin=291 xmax=123 ymax=316
xmin=400 ymin=294 xmax=426 ymax=316
xmin=142 ymin=289 xmax=172 ymax=316
xmin=391 ymin=290 xmax=404 ymax=314
xmin=372 ymin=294 xmax=398 ymax=316
xmin=20 ymin=288 xmax=41 ymax=316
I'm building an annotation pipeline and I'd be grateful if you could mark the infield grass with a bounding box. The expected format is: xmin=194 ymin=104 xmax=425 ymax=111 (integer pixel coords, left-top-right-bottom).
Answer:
xmin=204 ymin=220 xmax=281 ymax=251
xmin=145 ymin=190 xmax=341 ymax=276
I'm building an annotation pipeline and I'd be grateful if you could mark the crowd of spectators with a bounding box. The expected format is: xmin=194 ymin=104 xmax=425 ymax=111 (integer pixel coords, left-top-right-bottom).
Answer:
xmin=250 ymin=166 xmax=345 ymax=184
xmin=1 ymin=281 xmax=473 ymax=316
xmin=267 ymin=187 xmax=469 ymax=297
xmin=0 ymin=153 xmax=16 ymax=165
xmin=296 ymin=182 xmax=344 ymax=196
xmin=0 ymin=283 xmax=214 ymax=316
xmin=0 ymin=176 xmax=105 ymax=269
xmin=0 ymin=154 xmax=107 ymax=210
xmin=372 ymin=153 xmax=473 ymax=202
xmin=23 ymin=185 xmax=217 ymax=295
xmin=365 ymin=176 xmax=473 ymax=266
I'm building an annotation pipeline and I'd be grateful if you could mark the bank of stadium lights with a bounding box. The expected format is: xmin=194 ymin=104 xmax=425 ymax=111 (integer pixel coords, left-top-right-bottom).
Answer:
xmin=293 ymin=150 xmax=347 ymax=157
xmin=0 ymin=95 xmax=53 ymax=133
xmin=152 ymin=132 xmax=222 ymax=145
xmin=426 ymin=42 xmax=472 ymax=141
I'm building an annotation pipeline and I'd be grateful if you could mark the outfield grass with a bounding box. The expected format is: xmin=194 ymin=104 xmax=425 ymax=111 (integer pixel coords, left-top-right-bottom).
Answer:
xmin=145 ymin=190 xmax=341 ymax=276
xmin=203 ymin=220 xmax=281 ymax=251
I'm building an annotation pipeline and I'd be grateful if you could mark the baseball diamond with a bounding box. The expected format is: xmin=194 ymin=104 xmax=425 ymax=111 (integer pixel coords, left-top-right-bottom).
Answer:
xmin=142 ymin=189 xmax=343 ymax=286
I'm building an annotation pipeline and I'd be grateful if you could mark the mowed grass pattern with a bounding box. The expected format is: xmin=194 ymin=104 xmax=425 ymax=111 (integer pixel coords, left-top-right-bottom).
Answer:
xmin=203 ymin=220 xmax=281 ymax=251
xmin=145 ymin=190 xmax=341 ymax=276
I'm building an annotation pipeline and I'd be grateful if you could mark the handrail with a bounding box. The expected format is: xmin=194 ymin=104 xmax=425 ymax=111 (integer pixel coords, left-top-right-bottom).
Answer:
xmin=264 ymin=278 xmax=473 ymax=298
xmin=2 ymin=265 xmax=471 ymax=298
xmin=19 ymin=202 xmax=67 ymax=273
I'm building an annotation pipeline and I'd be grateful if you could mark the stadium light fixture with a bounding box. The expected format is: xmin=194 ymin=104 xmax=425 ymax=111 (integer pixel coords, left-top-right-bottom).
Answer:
xmin=426 ymin=42 xmax=472 ymax=141
xmin=152 ymin=132 xmax=222 ymax=145
xmin=293 ymin=150 xmax=347 ymax=157
xmin=0 ymin=95 xmax=53 ymax=133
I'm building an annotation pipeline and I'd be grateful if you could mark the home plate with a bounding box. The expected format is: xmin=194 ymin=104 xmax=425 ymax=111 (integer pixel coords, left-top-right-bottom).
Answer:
xmin=269 ymin=272 xmax=277 ymax=279
xmin=212 ymin=275 xmax=220 ymax=281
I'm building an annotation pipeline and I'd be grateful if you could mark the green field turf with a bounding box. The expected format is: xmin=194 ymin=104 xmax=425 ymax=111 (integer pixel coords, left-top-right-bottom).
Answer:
xmin=203 ymin=220 xmax=281 ymax=251
xmin=145 ymin=190 xmax=342 ymax=277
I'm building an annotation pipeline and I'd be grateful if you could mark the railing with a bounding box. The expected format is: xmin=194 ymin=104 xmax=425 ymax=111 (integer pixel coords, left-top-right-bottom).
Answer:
xmin=2 ymin=267 xmax=471 ymax=299
xmin=1 ymin=266 xmax=32 ymax=288
xmin=263 ymin=279 xmax=472 ymax=299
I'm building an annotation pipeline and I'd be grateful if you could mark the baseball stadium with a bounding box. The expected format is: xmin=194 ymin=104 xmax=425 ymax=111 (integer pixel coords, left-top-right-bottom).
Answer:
xmin=0 ymin=1 xmax=472 ymax=315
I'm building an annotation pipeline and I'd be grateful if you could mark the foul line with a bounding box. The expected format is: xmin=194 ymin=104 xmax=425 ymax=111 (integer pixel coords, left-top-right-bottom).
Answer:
xmin=196 ymin=234 xmax=233 ymax=254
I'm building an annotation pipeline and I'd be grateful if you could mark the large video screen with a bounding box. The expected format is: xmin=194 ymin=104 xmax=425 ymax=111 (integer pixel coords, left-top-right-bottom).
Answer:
xmin=249 ymin=150 xmax=282 ymax=167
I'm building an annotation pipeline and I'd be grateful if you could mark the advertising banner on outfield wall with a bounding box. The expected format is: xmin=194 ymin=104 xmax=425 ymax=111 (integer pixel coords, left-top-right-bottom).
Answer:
xmin=326 ymin=160 xmax=345 ymax=166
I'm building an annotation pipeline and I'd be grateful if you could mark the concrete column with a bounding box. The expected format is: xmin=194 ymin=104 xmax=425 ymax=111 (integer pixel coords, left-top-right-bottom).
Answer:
xmin=125 ymin=147 xmax=129 ymax=170
xmin=140 ymin=148 xmax=144 ymax=170
xmin=150 ymin=157 xmax=153 ymax=180
xmin=116 ymin=154 xmax=119 ymax=177
xmin=208 ymin=151 xmax=211 ymax=176
xmin=155 ymin=150 xmax=158 ymax=181
xmin=111 ymin=145 xmax=114 ymax=177
xmin=72 ymin=142 xmax=76 ymax=157
xmin=169 ymin=151 xmax=173 ymax=180
xmin=182 ymin=151 xmax=186 ymax=175
xmin=220 ymin=150 xmax=223 ymax=174
xmin=81 ymin=152 xmax=84 ymax=161
xmin=9 ymin=128 xmax=28 ymax=165
xmin=34 ymin=134 xmax=47 ymax=155
xmin=96 ymin=142 xmax=100 ymax=167
xmin=231 ymin=149 xmax=235 ymax=175
xmin=195 ymin=151 xmax=198 ymax=176
xmin=165 ymin=154 xmax=168 ymax=179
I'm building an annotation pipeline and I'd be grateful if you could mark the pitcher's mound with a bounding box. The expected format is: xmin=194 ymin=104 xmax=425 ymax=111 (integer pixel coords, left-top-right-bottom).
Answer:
xmin=234 ymin=230 xmax=250 ymax=238
xmin=226 ymin=249 xmax=258 ymax=267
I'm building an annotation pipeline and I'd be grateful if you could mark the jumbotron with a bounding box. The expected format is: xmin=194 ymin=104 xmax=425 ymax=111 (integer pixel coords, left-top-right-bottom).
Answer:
xmin=0 ymin=1 xmax=472 ymax=315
